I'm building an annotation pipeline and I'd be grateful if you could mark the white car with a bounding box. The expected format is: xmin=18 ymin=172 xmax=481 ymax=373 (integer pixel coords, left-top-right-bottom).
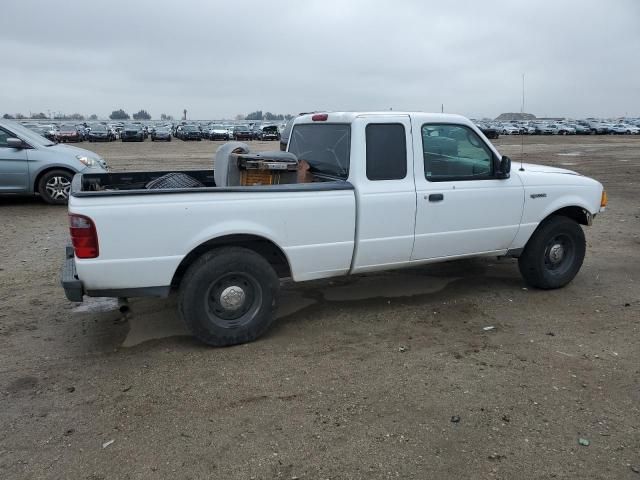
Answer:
xmin=62 ymin=111 xmax=606 ymax=346
xmin=611 ymin=124 xmax=639 ymax=134
xmin=208 ymin=124 xmax=231 ymax=140
xmin=551 ymin=124 xmax=576 ymax=135
xmin=501 ymin=125 xmax=520 ymax=135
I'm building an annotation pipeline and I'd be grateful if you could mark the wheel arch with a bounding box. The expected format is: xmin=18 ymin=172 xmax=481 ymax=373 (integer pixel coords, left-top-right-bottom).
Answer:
xmin=547 ymin=205 xmax=592 ymax=226
xmin=33 ymin=166 xmax=76 ymax=193
xmin=171 ymin=234 xmax=292 ymax=288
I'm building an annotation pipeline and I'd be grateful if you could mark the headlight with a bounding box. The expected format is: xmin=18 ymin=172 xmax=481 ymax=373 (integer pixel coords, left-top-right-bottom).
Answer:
xmin=76 ymin=155 xmax=98 ymax=167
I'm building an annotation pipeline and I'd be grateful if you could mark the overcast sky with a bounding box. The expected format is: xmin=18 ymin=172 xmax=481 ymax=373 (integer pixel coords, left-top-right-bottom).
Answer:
xmin=1 ymin=0 xmax=638 ymax=120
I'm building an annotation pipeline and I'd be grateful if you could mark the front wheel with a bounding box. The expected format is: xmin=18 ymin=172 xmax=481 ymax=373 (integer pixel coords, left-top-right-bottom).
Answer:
xmin=178 ymin=247 xmax=280 ymax=346
xmin=518 ymin=216 xmax=586 ymax=289
xmin=38 ymin=169 xmax=73 ymax=205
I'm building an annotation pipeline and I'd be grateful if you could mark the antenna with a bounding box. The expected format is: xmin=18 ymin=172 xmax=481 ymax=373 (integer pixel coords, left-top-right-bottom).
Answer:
xmin=519 ymin=73 xmax=525 ymax=172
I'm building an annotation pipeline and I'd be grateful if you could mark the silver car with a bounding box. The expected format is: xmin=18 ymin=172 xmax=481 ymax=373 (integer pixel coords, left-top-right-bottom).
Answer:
xmin=0 ymin=119 xmax=108 ymax=204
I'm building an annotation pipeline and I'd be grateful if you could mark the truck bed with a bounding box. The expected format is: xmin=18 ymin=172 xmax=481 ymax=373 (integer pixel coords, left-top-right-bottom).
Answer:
xmin=72 ymin=169 xmax=347 ymax=197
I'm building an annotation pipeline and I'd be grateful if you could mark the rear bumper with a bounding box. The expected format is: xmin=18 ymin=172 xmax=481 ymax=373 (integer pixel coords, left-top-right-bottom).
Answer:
xmin=61 ymin=245 xmax=84 ymax=302
xmin=61 ymin=246 xmax=171 ymax=301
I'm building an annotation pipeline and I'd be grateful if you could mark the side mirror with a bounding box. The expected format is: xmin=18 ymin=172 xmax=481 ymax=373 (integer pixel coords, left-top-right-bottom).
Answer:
xmin=497 ymin=155 xmax=511 ymax=178
xmin=7 ymin=137 xmax=25 ymax=149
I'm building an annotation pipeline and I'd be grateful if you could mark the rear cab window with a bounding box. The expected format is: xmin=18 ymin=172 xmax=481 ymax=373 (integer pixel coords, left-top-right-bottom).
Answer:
xmin=288 ymin=123 xmax=351 ymax=179
xmin=365 ymin=123 xmax=407 ymax=180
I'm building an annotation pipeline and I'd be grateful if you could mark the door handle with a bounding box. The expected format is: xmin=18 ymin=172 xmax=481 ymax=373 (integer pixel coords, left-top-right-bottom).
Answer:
xmin=427 ymin=193 xmax=444 ymax=202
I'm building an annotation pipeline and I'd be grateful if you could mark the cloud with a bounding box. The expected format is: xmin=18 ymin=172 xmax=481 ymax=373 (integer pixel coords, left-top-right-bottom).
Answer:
xmin=1 ymin=0 xmax=638 ymax=119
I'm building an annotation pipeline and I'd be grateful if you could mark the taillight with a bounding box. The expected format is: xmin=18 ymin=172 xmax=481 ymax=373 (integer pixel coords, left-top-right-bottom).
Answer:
xmin=312 ymin=113 xmax=328 ymax=121
xmin=69 ymin=214 xmax=99 ymax=259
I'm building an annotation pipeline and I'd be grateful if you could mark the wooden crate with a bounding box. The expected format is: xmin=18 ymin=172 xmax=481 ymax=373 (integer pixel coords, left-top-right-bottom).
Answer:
xmin=240 ymin=169 xmax=278 ymax=186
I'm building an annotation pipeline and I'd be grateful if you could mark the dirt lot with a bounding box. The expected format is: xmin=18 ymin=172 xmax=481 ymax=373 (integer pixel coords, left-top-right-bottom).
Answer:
xmin=1 ymin=136 xmax=638 ymax=479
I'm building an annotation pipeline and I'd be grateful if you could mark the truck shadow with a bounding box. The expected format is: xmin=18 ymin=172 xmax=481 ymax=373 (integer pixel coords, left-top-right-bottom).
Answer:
xmin=92 ymin=256 xmax=523 ymax=348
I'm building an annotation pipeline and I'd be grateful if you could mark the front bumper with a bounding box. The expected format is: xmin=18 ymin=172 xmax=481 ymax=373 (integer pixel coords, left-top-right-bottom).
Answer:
xmin=61 ymin=245 xmax=84 ymax=302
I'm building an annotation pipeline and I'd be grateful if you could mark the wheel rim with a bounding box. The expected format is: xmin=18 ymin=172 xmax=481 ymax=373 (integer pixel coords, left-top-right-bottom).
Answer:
xmin=543 ymin=234 xmax=575 ymax=276
xmin=204 ymin=272 xmax=262 ymax=329
xmin=45 ymin=176 xmax=71 ymax=200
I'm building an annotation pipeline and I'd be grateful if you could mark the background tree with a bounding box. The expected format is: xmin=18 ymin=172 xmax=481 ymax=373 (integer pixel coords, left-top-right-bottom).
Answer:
xmin=160 ymin=113 xmax=173 ymax=121
xmin=235 ymin=114 xmax=245 ymax=121
xmin=68 ymin=113 xmax=85 ymax=121
xmin=15 ymin=113 xmax=25 ymax=119
xmin=3 ymin=113 xmax=15 ymax=119
xmin=132 ymin=109 xmax=151 ymax=120
xmin=245 ymin=110 xmax=263 ymax=121
xmin=88 ymin=114 xmax=98 ymax=120
xmin=109 ymin=109 xmax=130 ymax=120
xmin=31 ymin=112 xmax=48 ymax=119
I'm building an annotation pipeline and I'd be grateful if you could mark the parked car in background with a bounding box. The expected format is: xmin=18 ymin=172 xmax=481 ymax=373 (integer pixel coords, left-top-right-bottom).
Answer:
xmin=500 ymin=125 xmax=520 ymax=135
xmin=232 ymin=125 xmax=253 ymax=141
xmin=151 ymin=127 xmax=172 ymax=141
xmin=567 ymin=123 xmax=590 ymax=134
xmin=0 ymin=119 xmax=108 ymax=204
xmin=279 ymin=117 xmax=295 ymax=151
xmin=535 ymin=124 xmax=554 ymax=135
xmin=609 ymin=124 xmax=632 ymax=134
xmin=208 ymin=125 xmax=230 ymax=140
xmin=551 ymin=124 xmax=576 ymax=135
xmin=259 ymin=125 xmax=280 ymax=140
xmin=56 ymin=124 xmax=83 ymax=143
xmin=88 ymin=124 xmax=114 ymax=142
xmin=25 ymin=125 xmax=52 ymax=139
xmin=180 ymin=125 xmax=203 ymax=141
xmin=121 ymin=124 xmax=145 ymax=142
xmin=588 ymin=122 xmax=609 ymax=135
xmin=476 ymin=123 xmax=499 ymax=139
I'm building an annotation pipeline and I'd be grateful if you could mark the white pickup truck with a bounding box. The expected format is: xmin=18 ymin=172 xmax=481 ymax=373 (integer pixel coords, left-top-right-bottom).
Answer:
xmin=62 ymin=112 xmax=607 ymax=346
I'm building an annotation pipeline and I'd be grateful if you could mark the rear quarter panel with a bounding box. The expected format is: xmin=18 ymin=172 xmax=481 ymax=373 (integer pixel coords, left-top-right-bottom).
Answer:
xmin=70 ymin=188 xmax=356 ymax=290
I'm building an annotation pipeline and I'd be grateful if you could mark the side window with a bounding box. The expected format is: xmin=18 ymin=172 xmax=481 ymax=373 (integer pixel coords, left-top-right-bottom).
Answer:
xmin=366 ymin=123 xmax=407 ymax=181
xmin=422 ymin=124 xmax=494 ymax=181
xmin=0 ymin=129 xmax=9 ymax=147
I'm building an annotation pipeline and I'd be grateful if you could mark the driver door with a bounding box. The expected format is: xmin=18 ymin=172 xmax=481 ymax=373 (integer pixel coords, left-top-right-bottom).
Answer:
xmin=0 ymin=129 xmax=29 ymax=192
xmin=411 ymin=123 xmax=524 ymax=260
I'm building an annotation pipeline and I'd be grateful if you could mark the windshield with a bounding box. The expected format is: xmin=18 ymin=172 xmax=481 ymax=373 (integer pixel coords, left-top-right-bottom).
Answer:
xmin=288 ymin=123 xmax=351 ymax=179
xmin=183 ymin=125 xmax=198 ymax=132
xmin=124 ymin=124 xmax=141 ymax=130
xmin=92 ymin=125 xmax=107 ymax=132
xmin=1 ymin=120 xmax=54 ymax=146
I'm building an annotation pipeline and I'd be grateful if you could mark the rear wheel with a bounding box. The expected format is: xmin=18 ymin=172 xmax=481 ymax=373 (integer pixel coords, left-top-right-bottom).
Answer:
xmin=38 ymin=169 xmax=73 ymax=205
xmin=518 ymin=216 xmax=586 ymax=289
xmin=178 ymin=247 xmax=280 ymax=346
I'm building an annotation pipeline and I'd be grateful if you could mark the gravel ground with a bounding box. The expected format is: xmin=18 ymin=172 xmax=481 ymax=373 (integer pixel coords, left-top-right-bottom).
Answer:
xmin=0 ymin=135 xmax=639 ymax=479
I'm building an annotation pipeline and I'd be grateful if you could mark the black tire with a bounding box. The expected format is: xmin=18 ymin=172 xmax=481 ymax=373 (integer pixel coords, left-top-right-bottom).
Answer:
xmin=518 ymin=215 xmax=586 ymax=289
xmin=178 ymin=247 xmax=280 ymax=346
xmin=37 ymin=169 xmax=74 ymax=205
